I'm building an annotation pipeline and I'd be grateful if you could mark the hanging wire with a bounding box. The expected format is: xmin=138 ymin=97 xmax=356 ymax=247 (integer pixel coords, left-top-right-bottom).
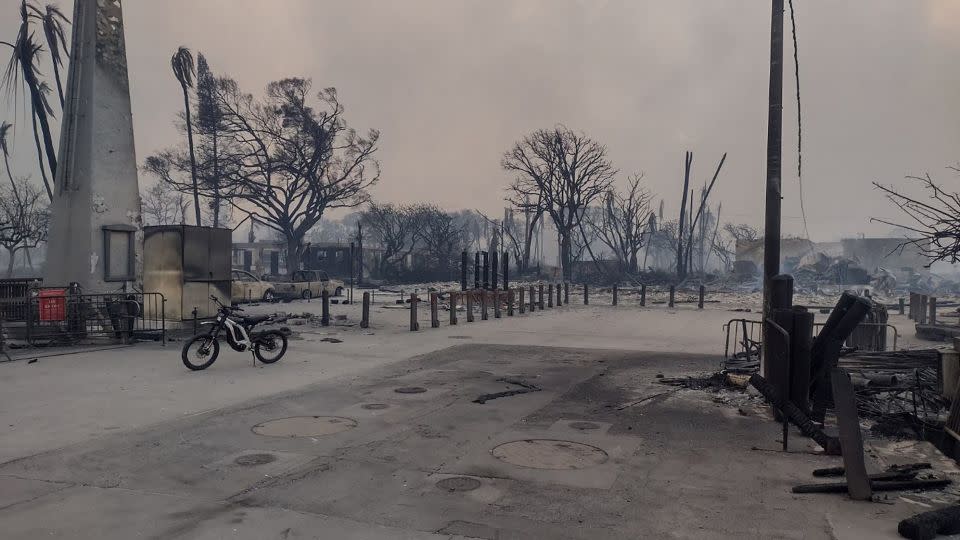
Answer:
xmin=788 ymin=0 xmax=810 ymax=243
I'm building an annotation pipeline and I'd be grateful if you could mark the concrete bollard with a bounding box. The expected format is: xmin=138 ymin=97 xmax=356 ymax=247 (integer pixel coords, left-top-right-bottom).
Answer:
xmin=361 ymin=292 xmax=370 ymax=328
xmin=466 ymin=292 xmax=475 ymax=322
xmin=481 ymin=291 xmax=489 ymax=320
xmin=538 ymin=284 xmax=544 ymax=310
xmin=430 ymin=293 xmax=440 ymax=328
xmin=584 ymin=283 xmax=589 ymax=305
xmin=698 ymin=285 xmax=705 ymax=309
xmin=556 ymin=283 xmax=562 ymax=306
xmin=640 ymin=284 xmax=646 ymax=306
xmin=668 ymin=285 xmax=675 ymax=308
xmin=898 ymin=297 xmax=905 ymax=315
xmin=494 ymin=291 xmax=502 ymax=318
xmin=321 ymin=289 xmax=330 ymax=326
xmin=409 ymin=293 xmax=419 ymax=331
xmin=564 ymin=282 xmax=569 ymax=304
xmin=919 ymin=294 xmax=928 ymax=324
xmin=529 ymin=285 xmax=536 ymax=312
xmin=548 ymin=284 xmax=554 ymax=308
xmin=612 ymin=284 xmax=618 ymax=306
xmin=449 ymin=292 xmax=458 ymax=325
xmin=518 ymin=288 xmax=525 ymax=314
xmin=929 ymin=297 xmax=937 ymax=325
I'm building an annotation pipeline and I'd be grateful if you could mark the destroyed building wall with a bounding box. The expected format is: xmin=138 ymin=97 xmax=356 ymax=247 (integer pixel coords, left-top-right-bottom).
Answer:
xmin=735 ymin=238 xmax=815 ymax=267
xmin=840 ymin=238 xmax=927 ymax=273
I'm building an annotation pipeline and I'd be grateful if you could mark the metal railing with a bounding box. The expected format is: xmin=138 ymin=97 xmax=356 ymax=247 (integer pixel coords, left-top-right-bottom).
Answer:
xmin=0 ymin=290 xmax=166 ymax=346
xmin=723 ymin=318 xmax=899 ymax=363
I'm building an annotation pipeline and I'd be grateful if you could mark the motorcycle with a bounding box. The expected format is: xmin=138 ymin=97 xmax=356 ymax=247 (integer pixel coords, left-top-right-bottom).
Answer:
xmin=181 ymin=295 xmax=288 ymax=371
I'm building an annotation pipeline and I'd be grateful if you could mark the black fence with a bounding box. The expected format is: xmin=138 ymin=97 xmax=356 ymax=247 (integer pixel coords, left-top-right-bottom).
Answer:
xmin=0 ymin=288 xmax=166 ymax=346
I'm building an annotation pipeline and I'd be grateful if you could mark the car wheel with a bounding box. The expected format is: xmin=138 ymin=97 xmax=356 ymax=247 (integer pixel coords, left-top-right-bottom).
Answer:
xmin=262 ymin=289 xmax=275 ymax=302
xmin=302 ymin=289 xmax=312 ymax=300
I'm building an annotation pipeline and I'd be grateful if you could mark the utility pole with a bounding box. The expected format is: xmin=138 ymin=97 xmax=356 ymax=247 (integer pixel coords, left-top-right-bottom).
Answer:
xmin=763 ymin=0 xmax=785 ymax=363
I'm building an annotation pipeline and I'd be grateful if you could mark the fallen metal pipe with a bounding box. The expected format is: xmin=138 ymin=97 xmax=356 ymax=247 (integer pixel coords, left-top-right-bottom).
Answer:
xmin=899 ymin=505 xmax=960 ymax=540
xmin=793 ymin=478 xmax=950 ymax=495
xmin=749 ymin=373 xmax=842 ymax=455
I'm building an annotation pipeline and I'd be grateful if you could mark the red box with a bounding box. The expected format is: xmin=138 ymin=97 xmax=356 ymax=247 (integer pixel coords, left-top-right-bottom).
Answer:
xmin=38 ymin=288 xmax=66 ymax=321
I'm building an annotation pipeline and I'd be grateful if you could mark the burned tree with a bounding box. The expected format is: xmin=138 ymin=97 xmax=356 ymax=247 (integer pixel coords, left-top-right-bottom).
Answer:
xmin=586 ymin=173 xmax=654 ymax=275
xmin=503 ymin=126 xmax=616 ymax=280
xmin=413 ymin=204 xmax=465 ymax=279
xmin=141 ymin=182 xmax=188 ymax=226
xmin=873 ymin=168 xmax=960 ymax=265
xmin=360 ymin=202 xmax=418 ymax=279
xmin=0 ymin=178 xmax=47 ymax=276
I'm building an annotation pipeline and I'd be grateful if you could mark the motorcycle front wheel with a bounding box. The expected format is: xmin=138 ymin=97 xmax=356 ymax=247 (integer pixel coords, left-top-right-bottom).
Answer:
xmin=253 ymin=331 xmax=288 ymax=364
xmin=182 ymin=335 xmax=220 ymax=371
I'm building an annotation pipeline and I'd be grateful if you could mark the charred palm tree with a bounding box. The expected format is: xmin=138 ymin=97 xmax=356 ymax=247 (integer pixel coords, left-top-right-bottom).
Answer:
xmin=171 ymin=46 xmax=201 ymax=225
xmin=0 ymin=121 xmax=24 ymax=206
xmin=28 ymin=3 xmax=69 ymax=107
xmin=2 ymin=27 xmax=57 ymax=197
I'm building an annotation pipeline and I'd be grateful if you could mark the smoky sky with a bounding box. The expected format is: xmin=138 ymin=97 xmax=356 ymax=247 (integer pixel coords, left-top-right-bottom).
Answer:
xmin=2 ymin=0 xmax=958 ymax=242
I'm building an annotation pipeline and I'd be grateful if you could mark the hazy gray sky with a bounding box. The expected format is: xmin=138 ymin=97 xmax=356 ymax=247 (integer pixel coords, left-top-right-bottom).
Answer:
xmin=3 ymin=0 xmax=958 ymax=241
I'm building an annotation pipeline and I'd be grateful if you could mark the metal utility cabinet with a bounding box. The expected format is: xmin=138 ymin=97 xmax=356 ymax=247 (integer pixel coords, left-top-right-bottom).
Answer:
xmin=143 ymin=225 xmax=231 ymax=321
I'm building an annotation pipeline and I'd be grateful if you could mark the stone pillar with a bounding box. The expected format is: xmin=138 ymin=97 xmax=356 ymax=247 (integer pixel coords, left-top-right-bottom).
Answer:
xmin=321 ymin=289 xmax=330 ymax=326
xmin=529 ymin=285 xmax=535 ymax=312
xmin=538 ymin=284 xmax=544 ymax=310
xmin=361 ymin=292 xmax=370 ymax=328
xmin=430 ymin=293 xmax=440 ymax=328
xmin=409 ymin=293 xmax=419 ymax=331
xmin=481 ymin=291 xmax=489 ymax=320
xmin=640 ymin=284 xmax=646 ymax=306
xmin=547 ymin=284 xmax=553 ymax=308
xmin=46 ymin=0 xmax=142 ymax=291
xmin=518 ymin=288 xmax=525 ymax=314
xmin=466 ymin=292 xmax=474 ymax=322
xmin=507 ymin=289 xmax=514 ymax=316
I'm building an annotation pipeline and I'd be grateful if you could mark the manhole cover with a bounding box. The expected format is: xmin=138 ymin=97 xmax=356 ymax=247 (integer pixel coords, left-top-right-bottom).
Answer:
xmin=362 ymin=403 xmax=390 ymax=410
xmin=234 ymin=453 xmax=277 ymax=466
xmin=252 ymin=416 xmax=357 ymax=437
xmin=569 ymin=422 xmax=600 ymax=431
xmin=394 ymin=387 xmax=427 ymax=394
xmin=436 ymin=476 xmax=481 ymax=492
xmin=491 ymin=439 xmax=608 ymax=470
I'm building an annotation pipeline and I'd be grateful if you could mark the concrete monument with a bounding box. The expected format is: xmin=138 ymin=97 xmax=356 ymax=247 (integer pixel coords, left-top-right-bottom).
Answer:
xmin=45 ymin=0 xmax=141 ymax=291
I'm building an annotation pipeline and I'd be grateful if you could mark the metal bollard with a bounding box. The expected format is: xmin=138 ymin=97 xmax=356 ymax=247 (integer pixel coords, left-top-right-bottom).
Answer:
xmin=584 ymin=283 xmax=589 ymax=305
xmin=430 ymin=293 xmax=440 ymax=328
xmin=466 ymin=292 xmax=475 ymax=322
xmin=564 ymin=282 xmax=569 ymax=304
xmin=409 ymin=293 xmax=419 ymax=331
xmin=450 ymin=292 xmax=458 ymax=325
xmin=494 ymin=290 xmax=502 ymax=318
xmin=481 ymin=291 xmax=489 ymax=320
xmin=548 ymin=284 xmax=553 ymax=308
xmin=507 ymin=289 xmax=515 ymax=316
xmin=556 ymin=283 xmax=562 ymax=306
xmin=640 ymin=284 xmax=646 ymax=306
xmin=519 ymin=288 xmax=525 ymax=314
xmin=698 ymin=285 xmax=705 ymax=309
xmin=668 ymin=285 xmax=675 ymax=308
xmin=612 ymin=284 xmax=618 ymax=306
xmin=538 ymin=284 xmax=544 ymax=310
xmin=361 ymin=292 xmax=370 ymax=328
xmin=321 ymin=289 xmax=330 ymax=326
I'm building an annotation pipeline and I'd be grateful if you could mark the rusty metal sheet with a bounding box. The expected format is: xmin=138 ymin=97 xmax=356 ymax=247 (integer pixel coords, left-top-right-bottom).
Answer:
xmin=831 ymin=367 xmax=872 ymax=500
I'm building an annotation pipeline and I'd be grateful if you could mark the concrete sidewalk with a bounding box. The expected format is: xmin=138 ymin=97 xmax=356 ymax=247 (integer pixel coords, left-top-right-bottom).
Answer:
xmin=0 ymin=344 xmax=905 ymax=539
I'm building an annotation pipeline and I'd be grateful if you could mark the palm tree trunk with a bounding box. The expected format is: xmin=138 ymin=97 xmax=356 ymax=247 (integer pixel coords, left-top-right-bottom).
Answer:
xmin=181 ymin=86 xmax=201 ymax=226
xmin=24 ymin=69 xmax=57 ymax=180
xmin=29 ymin=101 xmax=53 ymax=200
xmin=3 ymin=153 xmax=23 ymax=207
xmin=52 ymin=63 xmax=64 ymax=108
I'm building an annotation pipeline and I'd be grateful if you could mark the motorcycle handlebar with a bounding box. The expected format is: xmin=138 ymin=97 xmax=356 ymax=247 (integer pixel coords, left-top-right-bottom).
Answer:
xmin=209 ymin=295 xmax=243 ymax=312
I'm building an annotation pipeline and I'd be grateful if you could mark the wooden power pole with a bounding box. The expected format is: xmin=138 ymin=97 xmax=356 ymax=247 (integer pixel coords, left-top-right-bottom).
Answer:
xmin=763 ymin=0 xmax=785 ymax=367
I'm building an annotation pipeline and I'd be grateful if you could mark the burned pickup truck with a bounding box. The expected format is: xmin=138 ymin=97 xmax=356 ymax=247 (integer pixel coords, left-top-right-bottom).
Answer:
xmin=274 ymin=270 xmax=344 ymax=300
